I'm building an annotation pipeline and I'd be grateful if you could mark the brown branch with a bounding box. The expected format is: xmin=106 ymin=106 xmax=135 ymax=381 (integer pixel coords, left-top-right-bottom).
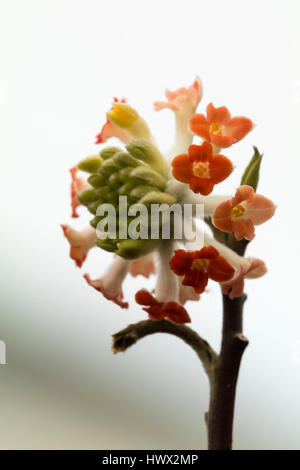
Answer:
xmin=112 ymin=319 xmax=218 ymax=381
xmin=207 ymin=293 xmax=249 ymax=449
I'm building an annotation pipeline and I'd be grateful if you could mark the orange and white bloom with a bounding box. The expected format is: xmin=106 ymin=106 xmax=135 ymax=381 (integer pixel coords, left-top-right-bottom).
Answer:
xmin=84 ymin=256 xmax=130 ymax=309
xmin=222 ymin=258 xmax=267 ymax=299
xmin=170 ymin=246 xmax=235 ymax=294
xmin=61 ymin=225 xmax=96 ymax=267
xmin=172 ymin=141 xmax=233 ymax=195
xmin=154 ymin=78 xmax=202 ymax=157
xmin=190 ymin=103 xmax=253 ymax=149
xmin=154 ymin=78 xmax=202 ymax=114
xmin=213 ymin=185 xmax=275 ymax=241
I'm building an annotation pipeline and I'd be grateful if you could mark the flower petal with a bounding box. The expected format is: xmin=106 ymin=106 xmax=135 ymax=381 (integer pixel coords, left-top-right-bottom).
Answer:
xmin=189 ymin=114 xmax=210 ymax=140
xmin=209 ymin=133 xmax=236 ymax=148
xmin=130 ymin=254 xmax=155 ymax=278
xmin=207 ymin=256 xmax=235 ymax=282
xmin=95 ymin=119 xmax=131 ymax=144
xmin=70 ymin=167 xmax=89 ymax=218
xmin=178 ymin=282 xmax=201 ymax=305
xmin=206 ymin=103 xmax=231 ymax=125
xmin=213 ymin=200 xmax=234 ymax=233
xmin=233 ymin=219 xmax=255 ymax=241
xmin=189 ymin=176 xmax=214 ymax=195
xmin=245 ymin=194 xmax=275 ymax=225
xmin=222 ymin=266 xmax=246 ymax=299
xmin=172 ymin=154 xmax=194 ymax=183
xmin=210 ymin=154 xmax=233 ymax=184
xmin=169 ymin=249 xmax=194 ymax=276
xmin=232 ymin=185 xmax=254 ymax=206
xmin=245 ymin=258 xmax=267 ymax=279
xmin=84 ymin=257 xmax=130 ymax=309
xmin=61 ymin=225 xmax=96 ymax=267
xmin=189 ymin=141 xmax=212 ymax=163
xmin=84 ymin=273 xmax=129 ymax=308
xmin=183 ymin=269 xmax=209 ymax=294
xmin=226 ymin=116 xmax=253 ymax=142
xmin=164 ymin=302 xmax=191 ymax=324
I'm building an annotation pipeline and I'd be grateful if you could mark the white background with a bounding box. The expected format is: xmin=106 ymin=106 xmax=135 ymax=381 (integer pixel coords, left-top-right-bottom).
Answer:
xmin=0 ymin=0 xmax=300 ymax=449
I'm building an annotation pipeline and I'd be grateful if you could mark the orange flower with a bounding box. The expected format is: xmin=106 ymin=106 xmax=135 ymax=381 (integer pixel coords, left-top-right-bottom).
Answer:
xmin=213 ymin=185 xmax=275 ymax=241
xmin=70 ymin=167 xmax=89 ymax=218
xmin=135 ymin=289 xmax=191 ymax=324
xmin=222 ymin=258 xmax=267 ymax=299
xmin=172 ymin=141 xmax=233 ymax=195
xmin=190 ymin=103 xmax=253 ymax=148
xmin=154 ymin=78 xmax=202 ymax=113
xmin=169 ymin=246 xmax=235 ymax=294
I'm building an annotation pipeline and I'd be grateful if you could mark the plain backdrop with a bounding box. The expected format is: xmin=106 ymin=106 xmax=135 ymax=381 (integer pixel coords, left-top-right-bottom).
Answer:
xmin=0 ymin=0 xmax=300 ymax=450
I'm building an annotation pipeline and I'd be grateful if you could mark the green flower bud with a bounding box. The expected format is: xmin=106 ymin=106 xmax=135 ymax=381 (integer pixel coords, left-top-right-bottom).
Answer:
xmin=100 ymin=146 xmax=122 ymax=160
xmin=87 ymin=173 xmax=106 ymax=188
xmin=129 ymin=185 xmax=158 ymax=202
xmin=129 ymin=166 xmax=166 ymax=189
xmin=77 ymin=188 xmax=98 ymax=206
xmin=126 ymin=139 xmax=169 ymax=176
xmin=109 ymin=173 xmax=121 ymax=188
xmin=87 ymin=199 xmax=105 ymax=215
xmin=112 ymin=151 xmax=143 ymax=168
xmin=89 ymin=215 xmax=103 ymax=229
xmin=116 ymin=239 xmax=159 ymax=260
xmin=96 ymin=238 xmax=118 ymax=253
xmin=77 ymin=155 xmax=103 ymax=173
xmin=118 ymin=182 xmax=134 ymax=196
xmin=139 ymin=191 xmax=177 ymax=207
xmin=94 ymin=186 xmax=114 ymax=199
xmin=118 ymin=167 xmax=133 ymax=183
xmin=99 ymin=158 xmax=120 ymax=176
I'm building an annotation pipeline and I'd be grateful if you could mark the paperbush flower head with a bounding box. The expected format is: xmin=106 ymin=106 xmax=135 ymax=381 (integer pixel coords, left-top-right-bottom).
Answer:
xmin=61 ymin=78 xmax=275 ymax=324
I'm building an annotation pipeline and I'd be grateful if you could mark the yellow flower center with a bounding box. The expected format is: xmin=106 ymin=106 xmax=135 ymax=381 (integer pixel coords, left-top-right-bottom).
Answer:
xmin=210 ymin=122 xmax=223 ymax=136
xmin=191 ymin=258 xmax=209 ymax=272
xmin=107 ymin=103 xmax=138 ymax=128
xmin=231 ymin=203 xmax=246 ymax=219
xmin=193 ymin=162 xmax=209 ymax=178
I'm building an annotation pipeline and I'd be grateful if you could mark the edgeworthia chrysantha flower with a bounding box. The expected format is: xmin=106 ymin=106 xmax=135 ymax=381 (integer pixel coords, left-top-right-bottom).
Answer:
xmin=61 ymin=78 xmax=275 ymax=323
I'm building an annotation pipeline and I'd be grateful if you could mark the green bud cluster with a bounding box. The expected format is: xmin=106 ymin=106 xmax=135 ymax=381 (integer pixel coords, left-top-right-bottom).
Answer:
xmin=77 ymin=139 xmax=176 ymax=259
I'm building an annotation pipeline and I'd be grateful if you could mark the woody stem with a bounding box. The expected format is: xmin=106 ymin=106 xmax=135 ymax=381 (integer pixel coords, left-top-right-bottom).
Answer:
xmin=207 ymin=236 xmax=249 ymax=450
xmin=207 ymin=293 xmax=248 ymax=450
xmin=112 ymin=319 xmax=218 ymax=385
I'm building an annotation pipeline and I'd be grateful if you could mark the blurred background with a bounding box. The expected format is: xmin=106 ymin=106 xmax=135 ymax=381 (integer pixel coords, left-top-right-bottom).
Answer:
xmin=0 ymin=0 xmax=299 ymax=450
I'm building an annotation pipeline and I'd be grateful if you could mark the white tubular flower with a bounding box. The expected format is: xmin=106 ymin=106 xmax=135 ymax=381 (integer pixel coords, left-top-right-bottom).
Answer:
xmin=61 ymin=225 xmax=96 ymax=267
xmin=84 ymin=257 xmax=131 ymax=309
xmin=154 ymin=77 xmax=202 ymax=158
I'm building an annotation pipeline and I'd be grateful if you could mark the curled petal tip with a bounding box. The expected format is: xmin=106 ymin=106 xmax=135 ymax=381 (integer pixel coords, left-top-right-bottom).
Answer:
xmin=83 ymin=274 xmax=129 ymax=309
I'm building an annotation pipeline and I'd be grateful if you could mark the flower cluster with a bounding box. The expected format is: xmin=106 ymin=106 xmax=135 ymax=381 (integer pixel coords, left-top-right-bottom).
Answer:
xmin=61 ymin=78 xmax=275 ymax=323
